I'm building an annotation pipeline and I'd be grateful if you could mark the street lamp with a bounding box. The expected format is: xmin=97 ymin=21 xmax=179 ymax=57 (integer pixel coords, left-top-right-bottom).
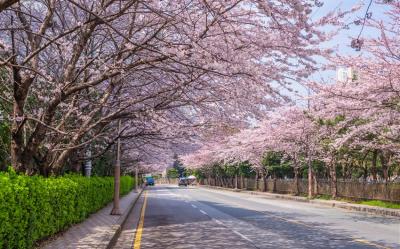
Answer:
xmin=111 ymin=119 xmax=122 ymax=215
xmin=135 ymin=164 xmax=139 ymax=191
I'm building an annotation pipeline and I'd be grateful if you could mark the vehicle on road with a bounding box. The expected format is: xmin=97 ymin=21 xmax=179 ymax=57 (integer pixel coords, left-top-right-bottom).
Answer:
xmin=187 ymin=175 xmax=197 ymax=185
xmin=178 ymin=177 xmax=188 ymax=186
xmin=145 ymin=177 xmax=155 ymax=186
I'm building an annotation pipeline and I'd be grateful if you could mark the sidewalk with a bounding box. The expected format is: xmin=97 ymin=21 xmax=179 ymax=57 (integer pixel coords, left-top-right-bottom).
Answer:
xmin=38 ymin=188 xmax=143 ymax=249
xmin=200 ymin=185 xmax=400 ymax=217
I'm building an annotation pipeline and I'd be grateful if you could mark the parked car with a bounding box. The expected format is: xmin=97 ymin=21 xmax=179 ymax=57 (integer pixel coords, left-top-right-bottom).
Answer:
xmin=178 ymin=177 xmax=188 ymax=187
xmin=145 ymin=177 xmax=155 ymax=186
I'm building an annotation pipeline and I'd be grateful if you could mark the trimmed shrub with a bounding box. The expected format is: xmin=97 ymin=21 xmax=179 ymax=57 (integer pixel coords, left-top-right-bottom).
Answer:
xmin=0 ymin=169 xmax=134 ymax=249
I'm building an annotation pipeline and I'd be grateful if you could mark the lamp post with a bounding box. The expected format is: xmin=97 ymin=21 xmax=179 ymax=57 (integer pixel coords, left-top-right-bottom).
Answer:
xmin=111 ymin=120 xmax=122 ymax=215
xmin=135 ymin=164 xmax=139 ymax=191
xmin=306 ymin=86 xmax=314 ymax=198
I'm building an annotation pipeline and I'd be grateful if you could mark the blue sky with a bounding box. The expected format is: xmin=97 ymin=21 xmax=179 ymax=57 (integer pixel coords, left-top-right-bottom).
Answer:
xmin=291 ymin=0 xmax=391 ymax=103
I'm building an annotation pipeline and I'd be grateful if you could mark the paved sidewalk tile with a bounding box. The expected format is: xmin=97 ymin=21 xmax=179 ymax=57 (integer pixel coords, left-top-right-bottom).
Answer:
xmin=40 ymin=189 xmax=141 ymax=249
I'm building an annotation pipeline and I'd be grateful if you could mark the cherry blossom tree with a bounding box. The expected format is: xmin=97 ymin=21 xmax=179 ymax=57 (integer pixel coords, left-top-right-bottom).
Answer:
xmin=0 ymin=0 xmax=330 ymax=175
xmin=183 ymin=106 xmax=320 ymax=195
xmin=182 ymin=1 xmax=400 ymax=200
xmin=310 ymin=0 xmax=400 ymax=184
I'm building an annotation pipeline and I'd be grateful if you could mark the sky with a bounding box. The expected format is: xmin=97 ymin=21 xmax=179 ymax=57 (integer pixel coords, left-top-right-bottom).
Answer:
xmin=314 ymin=0 xmax=390 ymax=56
xmin=291 ymin=0 xmax=391 ymax=103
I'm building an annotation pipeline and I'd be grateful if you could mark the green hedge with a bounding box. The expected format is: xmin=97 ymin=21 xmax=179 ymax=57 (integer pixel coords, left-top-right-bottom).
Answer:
xmin=0 ymin=170 xmax=134 ymax=249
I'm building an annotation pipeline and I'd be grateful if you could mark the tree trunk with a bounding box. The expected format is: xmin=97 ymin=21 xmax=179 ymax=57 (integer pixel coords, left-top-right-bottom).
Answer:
xmin=263 ymin=171 xmax=268 ymax=192
xmin=0 ymin=0 xmax=20 ymax=13
xmin=264 ymin=176 xmax=267 ymax=192
xmin=235 ymin=174 xmax=238 ymax=189
xmin=380 ymin=151 xmax=389 ymax=200
xmin=294 ymin=167 xmax=300 ymax=196
xmin=255 ymin=170 xmax=259 ymax=191
xmin=371 ymin=150 xmax=378 ymax=182
xmin=330 ymin=158 xmax=337 ymax=198
xmin=313 ymin=173 xmax=318 ymax=196
xmin=308 ymin=157 xmax=314 ymax=198
xmin=347 ymin=161 xmax=353 ymax=180
xmin=363 ymin=161 xmax=368 ymax=182
xmin=272 ymin=173 xmax=277 ymax=193
xmin=379 ymin=151 xmax=389 ymax=183
xmin=11 ymin=71 xmax=34 ymax=173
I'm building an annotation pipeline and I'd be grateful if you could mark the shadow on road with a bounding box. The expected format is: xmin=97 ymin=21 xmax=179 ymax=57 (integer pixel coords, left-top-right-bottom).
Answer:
xmin=137 ymin=187 xmax=398 ymax=249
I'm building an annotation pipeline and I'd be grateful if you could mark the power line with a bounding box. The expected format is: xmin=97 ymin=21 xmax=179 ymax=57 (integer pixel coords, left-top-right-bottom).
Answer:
xmin=357 ymin=0 xmax=373 ymax=40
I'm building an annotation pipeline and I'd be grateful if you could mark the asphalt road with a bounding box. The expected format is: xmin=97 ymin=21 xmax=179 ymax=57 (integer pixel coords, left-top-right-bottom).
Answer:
xmin=113 ymin=185 xmax=400 ymax=249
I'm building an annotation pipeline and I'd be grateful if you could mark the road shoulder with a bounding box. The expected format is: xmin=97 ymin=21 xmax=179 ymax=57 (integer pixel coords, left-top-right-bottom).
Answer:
xmin=199 ymin=185 xmax=400 ymax=217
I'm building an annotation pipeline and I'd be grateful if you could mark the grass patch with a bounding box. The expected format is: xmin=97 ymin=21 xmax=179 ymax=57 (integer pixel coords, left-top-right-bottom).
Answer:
xmin=313 ymin=195 xmax=400 ymax=209
xmin=356 ymin=200 xmax=400 ymax=209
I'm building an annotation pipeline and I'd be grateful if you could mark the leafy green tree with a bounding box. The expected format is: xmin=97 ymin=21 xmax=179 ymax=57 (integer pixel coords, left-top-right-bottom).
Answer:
xmin=262 ymin=152 xmax=292 ymax=178
xmin=238 ymin=161 xmax=255 ymax=177
xmin=0 ymin=69 xmax=11 ymax=171
xmin=167 ymin=168 xmax=180 ymax=178
xmin=192 ymin=169 xmax=205 ymax=180
xmin=92 ymin=153 xmax=114 ymax=176
xmin=0 ymin=121 xmax=10 ymax=171
xmin=224 ymin=163 xmax=239 ymax=177
xmin=172 ymin=154 xmax=185 ymax=177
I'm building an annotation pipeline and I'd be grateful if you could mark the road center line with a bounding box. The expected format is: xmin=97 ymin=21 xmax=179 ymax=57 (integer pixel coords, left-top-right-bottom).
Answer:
xmin=191 ymin=204 xmax=197 ymax=208
xmin=352 ymin=238 xmax=391 ymax=249
xmin=133 ymin=191 xmax=148 ymax=249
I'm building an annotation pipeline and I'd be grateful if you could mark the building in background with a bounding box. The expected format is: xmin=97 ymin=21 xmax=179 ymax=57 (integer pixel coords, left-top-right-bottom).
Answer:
xmin=337 ymin=67 xmax=358 ymax=82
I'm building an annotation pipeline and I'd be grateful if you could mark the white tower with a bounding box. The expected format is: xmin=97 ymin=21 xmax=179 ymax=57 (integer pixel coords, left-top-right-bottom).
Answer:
xmin=337 ymin=67 xmax=357 ymax=82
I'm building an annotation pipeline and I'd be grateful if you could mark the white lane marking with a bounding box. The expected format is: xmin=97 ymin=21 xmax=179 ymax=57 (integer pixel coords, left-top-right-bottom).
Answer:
xmin=191 ymin=204 xmax=197 ymax=208
xmin=212 ymin=218 xmax=252 ymax=242
xmin=199 ymin=209 xmax=207 ymax=215
xmin=232 ymin=230 xmax=252 ymax=242
xmin=213 ymin=219 xmax=223 ymax=225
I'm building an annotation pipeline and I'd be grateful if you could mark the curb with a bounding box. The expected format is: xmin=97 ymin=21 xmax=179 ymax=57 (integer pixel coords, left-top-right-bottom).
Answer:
xmin=106 ymin=188 xmax=144 ymax=249
xmin=200 ymin=185 xmax=400 ymax=218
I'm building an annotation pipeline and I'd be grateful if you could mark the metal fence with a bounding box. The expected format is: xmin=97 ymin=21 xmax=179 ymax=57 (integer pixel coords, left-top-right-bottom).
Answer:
xmin=199 ymin=178 xmax=400 ymax=202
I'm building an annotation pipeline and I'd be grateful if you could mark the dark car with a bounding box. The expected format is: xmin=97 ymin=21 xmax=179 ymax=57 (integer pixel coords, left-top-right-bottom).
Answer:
xmin=178 ymin=178 xmax=188 ymax=187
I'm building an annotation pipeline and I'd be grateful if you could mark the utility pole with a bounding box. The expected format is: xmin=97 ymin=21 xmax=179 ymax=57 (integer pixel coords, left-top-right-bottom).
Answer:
xmin=235 ymin=173 xmax=238 ymax=189
xmin=111 ymin=120 xmax=122 ymax=215
xmin=135 ymin=164 xmax=139 ymax=191
xmin=307 ymin=86 xmax=313 ymax=198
